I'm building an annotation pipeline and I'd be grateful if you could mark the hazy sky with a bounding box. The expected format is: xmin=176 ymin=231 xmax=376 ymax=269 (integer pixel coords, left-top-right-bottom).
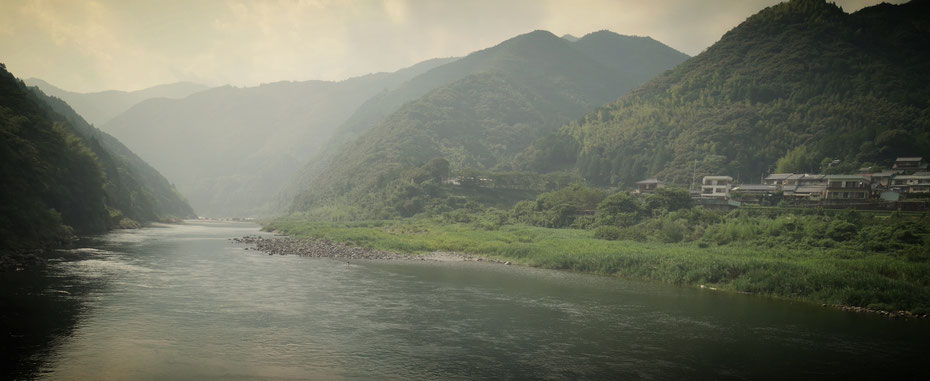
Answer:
xmin=0 ymin=0 xmax=903 ymax=92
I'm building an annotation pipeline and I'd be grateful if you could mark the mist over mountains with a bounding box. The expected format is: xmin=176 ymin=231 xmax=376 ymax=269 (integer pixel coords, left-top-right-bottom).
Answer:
xmin=94 ymin=58 xmax=455 ymax=217
xmin=287 ymin=30 xmax=689 ymax=218
xmin=11 ymin=0 xmax=924 ymax=222
xmin=52 ymin=29 xmax=686 ymax=218
xmin=22 ymin=78 xmax=208 ymax=127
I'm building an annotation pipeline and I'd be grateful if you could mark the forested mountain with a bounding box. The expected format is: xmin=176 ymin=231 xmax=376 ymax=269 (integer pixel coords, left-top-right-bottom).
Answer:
xmin=288 ymin=30 xmax=689 ymax=218
xmin=526 ymin=0 xmax=930 ymax=186
xmin=32 ymin=90 xmax=195 ymax=223
xmin=329 ymin=31 xmax=687 ymax=146
xmin=23 ymin=78 xmax=208 ymax=126
xmin=100 ymin=58 xmax=454 ymax=217
xmin=1 ymin=64 xmax=193 ymax=251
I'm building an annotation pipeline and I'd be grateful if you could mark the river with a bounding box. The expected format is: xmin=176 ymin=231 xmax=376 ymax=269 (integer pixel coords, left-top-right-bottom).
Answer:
xmin=2 ymin=220 xmax=928 ymax=380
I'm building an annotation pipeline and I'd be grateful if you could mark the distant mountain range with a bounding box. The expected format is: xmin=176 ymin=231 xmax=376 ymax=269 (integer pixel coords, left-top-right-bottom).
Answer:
xmin=22 ymin=78 xmax=209 ymax=126
xmin=99 ymin=58 xmax=456 ymax=217
xmin=1 ymin=64 xmax=193 ymax=250
xmin=287 ymin=30 xmax=689 ymax=217
xmin=527 ymin=0 xmax=930 ymax=186
xmin=17 ymin=0 xmax=914 ymax=223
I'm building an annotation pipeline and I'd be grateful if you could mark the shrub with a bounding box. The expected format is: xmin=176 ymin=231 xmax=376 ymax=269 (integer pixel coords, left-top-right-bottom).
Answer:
xmin=571 ymin=215 xmax=596 ymax=229
xmin=826 ymin=220 xmax=858 ymax=242
xmin=594 ymin=225 xmax=623 ymax=240
xmin=659 ymin=220 xmax=688 ymax=243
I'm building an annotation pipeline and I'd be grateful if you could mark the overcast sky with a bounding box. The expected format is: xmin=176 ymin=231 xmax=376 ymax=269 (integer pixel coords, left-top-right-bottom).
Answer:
xmin=0 ymin=0 xmax=904 ymax=93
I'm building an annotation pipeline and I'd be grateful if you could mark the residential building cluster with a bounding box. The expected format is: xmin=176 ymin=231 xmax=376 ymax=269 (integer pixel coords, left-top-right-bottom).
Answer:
xmin=636 ymin=157 xmax=929 ymax=204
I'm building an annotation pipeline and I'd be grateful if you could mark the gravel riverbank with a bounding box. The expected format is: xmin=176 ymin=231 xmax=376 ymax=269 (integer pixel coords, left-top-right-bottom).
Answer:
xmin=231 ymin=235 xmax=511 ymax=264
xmin=232 ymin=235 xmax=923 ymax=319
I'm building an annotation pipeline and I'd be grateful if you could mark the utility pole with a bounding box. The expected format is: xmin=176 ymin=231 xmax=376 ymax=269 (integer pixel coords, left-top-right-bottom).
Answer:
xmin=690 ymin=159 xmax=697 ymax=193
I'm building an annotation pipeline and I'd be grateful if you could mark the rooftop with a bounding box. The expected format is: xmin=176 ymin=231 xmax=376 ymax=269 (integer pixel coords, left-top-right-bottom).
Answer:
xmin=895 ymin=175 xmax=930 ymax=180
xmin=764 ymin=173 xmax=793 ymax=180
xmin=795 ymin=185 xmax=826 ymax=193
xmin=896 ymin=157 xmax=923 ymax=162
xmin=734 ymin=184 xmax=776 ymax=191
xmin=824 ymin=175 xmax=868 ymax=181
xmin=799 ymin=174 xmax=824 ymax=180
xmin=636 ymin=178 xmax=663 ymax=184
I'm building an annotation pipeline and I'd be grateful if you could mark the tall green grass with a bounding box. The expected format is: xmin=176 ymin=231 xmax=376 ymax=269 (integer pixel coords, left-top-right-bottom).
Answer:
xmin=265 ymin=217 xmax=930 ymax=314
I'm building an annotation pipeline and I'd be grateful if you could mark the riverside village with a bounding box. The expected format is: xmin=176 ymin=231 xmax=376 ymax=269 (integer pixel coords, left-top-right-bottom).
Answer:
xmin=636 ymin=156 xmax=930 ymax=211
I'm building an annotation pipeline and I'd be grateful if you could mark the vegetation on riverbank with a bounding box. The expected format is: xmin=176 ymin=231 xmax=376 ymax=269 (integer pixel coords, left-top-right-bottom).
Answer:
xmin=267 ymin=184 xmax=930 ymax=314
xmin=1 ymin=64 xmax=194 ymax=257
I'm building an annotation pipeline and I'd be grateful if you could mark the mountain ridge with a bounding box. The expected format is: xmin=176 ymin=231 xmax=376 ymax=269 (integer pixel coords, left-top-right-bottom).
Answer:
xmin=2 ymin=64 xmax=194 ymax=251
xmin=101 ymin=57 xmax=457 ymax=217
xmin=525 ymin=0 xmax=930 ymax=187
xmin=287 ymin=29 xmax=690 ymax=218
xmin=23 ymin=78 xmax=209 ymax=126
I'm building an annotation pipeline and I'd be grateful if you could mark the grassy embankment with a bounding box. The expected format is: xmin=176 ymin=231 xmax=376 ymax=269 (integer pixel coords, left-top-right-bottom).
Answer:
xmin=264 ymin=212 xmax=930 ymax=314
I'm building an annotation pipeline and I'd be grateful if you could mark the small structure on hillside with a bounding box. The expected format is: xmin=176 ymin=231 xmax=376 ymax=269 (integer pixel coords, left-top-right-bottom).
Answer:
xmin=731 ymin=184 xmax=777 ymax=203
xmin=880 ymin=191 xmax=902 ymax=202
xmin=890 ymin=173 xmax=930 ymax=193
xmin=732 ymin=184 xmax=776 ymax=195
xmin=635 ymin=178 xmax=665 ymax=194
xmin=786 ymin=185 xmax=826 ymax=200
xmin=763 ymin=173 xmax=793 ymax=187
xmin=701 ymin=176 xmax=733 ymax=199
xmin=797 ymin=174 xmax=826 ymax=186
xmin=868 ymin=170 xmax=897 ymax=188
xmin=893 ymin=157 xmax=926 ymax=174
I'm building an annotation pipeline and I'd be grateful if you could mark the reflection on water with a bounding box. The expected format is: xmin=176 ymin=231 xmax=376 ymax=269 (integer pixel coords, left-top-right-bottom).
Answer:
xmin=1 ymin=250 xmax=102 ymax=380
xmin=3 ymin=221 xmax=930 ymax=380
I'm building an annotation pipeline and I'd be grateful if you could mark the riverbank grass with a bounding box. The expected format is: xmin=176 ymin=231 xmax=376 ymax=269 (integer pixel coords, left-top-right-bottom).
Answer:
xmin=264 ymin=218 xmax=930 ymax=314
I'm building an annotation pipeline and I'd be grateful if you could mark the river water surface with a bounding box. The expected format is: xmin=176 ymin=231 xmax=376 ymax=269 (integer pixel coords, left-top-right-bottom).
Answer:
xmin=3 ymin=221 xmax=929 ymax=380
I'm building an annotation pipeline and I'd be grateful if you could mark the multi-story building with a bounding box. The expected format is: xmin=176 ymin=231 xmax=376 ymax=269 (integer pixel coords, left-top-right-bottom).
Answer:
xmin=892 ymin=157 xmax=927 ymax=174
xmin=701 ymin=176 xmax=733 ymax=198
xmin=823 ymin=175 xmax=870 ymax=200
xmin=890 ymin=173 xmax=930 ymax=193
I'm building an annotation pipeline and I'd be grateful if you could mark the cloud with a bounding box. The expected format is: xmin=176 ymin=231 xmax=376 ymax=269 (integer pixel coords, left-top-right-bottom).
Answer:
xmin=0 ymin=0 xmax=907 ymax=92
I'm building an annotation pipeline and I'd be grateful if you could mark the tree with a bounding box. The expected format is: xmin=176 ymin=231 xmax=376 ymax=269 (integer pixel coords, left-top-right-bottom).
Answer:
xmin=595 ymin=192 xmax=643 ymax=227
xmin=775 ymin=145 xmax=818 ymax=173
xmin=645 ymin=187 xmax=692 ymax=214
xmin=425 ymin=157 xmax=450 ymax=182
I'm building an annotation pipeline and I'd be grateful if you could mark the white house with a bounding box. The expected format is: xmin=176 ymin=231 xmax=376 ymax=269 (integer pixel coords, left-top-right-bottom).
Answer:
xmin=701 ymin=176 xmax=733 ymax=199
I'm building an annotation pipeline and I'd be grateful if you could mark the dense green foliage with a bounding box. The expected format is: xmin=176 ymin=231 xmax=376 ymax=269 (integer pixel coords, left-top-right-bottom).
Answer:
xmin=1 ymin=64 xmax=193 ymax=250
xmin=33 ymin=90 xmax=195 ymax=224
xmin=290 ymin=30 xmax=689 ymax=219
xmin=266 ymin=1 xmax=930 ymax=313
xmin=2 ymin=67 xmax=105 ymax=246
xmin=526 ymin=0 xmax=930 ymax=187
xmin=267 ymin=198 xmax=930 ymax=313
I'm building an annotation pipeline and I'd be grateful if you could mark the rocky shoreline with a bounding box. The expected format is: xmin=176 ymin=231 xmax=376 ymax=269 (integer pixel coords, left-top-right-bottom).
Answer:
xmin=0 ymin=250 xmax=47 ymax=272
xmin=826 ymin=304 xmax=928 ymax=320
xmin=230 ymin=235 xmax=512 ymax=264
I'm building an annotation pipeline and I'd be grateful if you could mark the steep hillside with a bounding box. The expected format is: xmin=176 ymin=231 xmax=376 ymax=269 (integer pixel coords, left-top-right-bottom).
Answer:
xmin=1 ymin=64 xmax=192 ymax=252
xmin=101 ymin=58 xmax=454 ymax=217
xmin=23 ymin=78 xmax=208 ymax=126
xmin=528 ymin=0 xmax=930 ymax=186
xmin=332 ymin=31 xmax=687 ymax=145
xmin=289 ymin=30 xmax=689 ymax=218
xmin=32 ymin=91 xmax=195 ymax=222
